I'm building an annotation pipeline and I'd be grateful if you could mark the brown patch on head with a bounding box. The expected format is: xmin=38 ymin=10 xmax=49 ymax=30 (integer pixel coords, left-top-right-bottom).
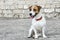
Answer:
xmin=29 ymin=5 xmax=42 ymax=17
xmin=29 ymin=5 xmax=42 ymax=13
xmin=33 ymin=5 xmax=42 ymax=13
xmin=36 ymin=5 xmax=42 ymax=12
xmin=29 ymin=6 xmax=32 ymax=11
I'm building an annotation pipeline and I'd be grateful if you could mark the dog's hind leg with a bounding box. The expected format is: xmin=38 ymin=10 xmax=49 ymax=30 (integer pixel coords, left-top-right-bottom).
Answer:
xmin=42 ymin=27 xmax=47 ymax=38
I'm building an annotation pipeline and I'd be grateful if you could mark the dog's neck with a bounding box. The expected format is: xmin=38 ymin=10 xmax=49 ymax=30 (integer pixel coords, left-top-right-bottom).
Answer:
xmin=36 ymin=16 xmax=42 ymax=21
xmin=35 ymin=9 xmax=43 ymax=19
xmin=35 ymin=12 xmax=42 ymax=18
xmin=33 ymin=9 xmax=44 ymax=21
xmin=35 ymin=13 xmax=42 ymax=21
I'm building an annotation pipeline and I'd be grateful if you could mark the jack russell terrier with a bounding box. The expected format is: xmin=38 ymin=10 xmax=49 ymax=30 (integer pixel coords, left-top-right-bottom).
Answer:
xmin=28 ymin=5 xmax=47 ymax=38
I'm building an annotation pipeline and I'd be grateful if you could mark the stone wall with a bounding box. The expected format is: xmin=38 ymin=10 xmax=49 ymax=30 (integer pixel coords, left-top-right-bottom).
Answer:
xmin=0 ymin=0 xmax=60 ymax=19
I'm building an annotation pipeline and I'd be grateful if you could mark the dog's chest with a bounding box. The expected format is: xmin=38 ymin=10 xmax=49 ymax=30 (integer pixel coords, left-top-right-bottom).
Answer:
xmin=32 ymin=17 xmax=46 ymax=26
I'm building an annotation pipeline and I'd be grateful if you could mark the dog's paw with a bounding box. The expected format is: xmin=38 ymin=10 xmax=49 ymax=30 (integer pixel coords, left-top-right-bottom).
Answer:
xmin=27 ymin=37 xmax=31 ymax=38
xmin=34 ymin=36 xmax=39 ymax=39
xmin=27 ymin=36 xmax=32 ymax=38
xmin=43 ymin=36 xmax=47 ymax=38
xmin=34 ymin=35 xmax=38 ymax=39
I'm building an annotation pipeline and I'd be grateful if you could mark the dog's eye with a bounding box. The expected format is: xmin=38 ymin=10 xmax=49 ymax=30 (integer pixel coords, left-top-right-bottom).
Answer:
xmin=33 ymin=9 xmax=36 ymax=11
xmin=29 ymin=9 xmax=31 ymax=11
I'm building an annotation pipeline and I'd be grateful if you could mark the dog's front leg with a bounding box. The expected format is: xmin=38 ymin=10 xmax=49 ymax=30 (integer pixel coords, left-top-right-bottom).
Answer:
xmin=33 ymin=28 xmax=38 ymax=38
xmin=42 ymin=27 xmax=47 ymax=38
xmin=28 ymin=27 xmax=33 ymax=38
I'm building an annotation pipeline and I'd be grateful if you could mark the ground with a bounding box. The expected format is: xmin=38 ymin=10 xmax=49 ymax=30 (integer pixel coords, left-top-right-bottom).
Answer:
xmin=0 ymin=18 xmax=60 ymax=40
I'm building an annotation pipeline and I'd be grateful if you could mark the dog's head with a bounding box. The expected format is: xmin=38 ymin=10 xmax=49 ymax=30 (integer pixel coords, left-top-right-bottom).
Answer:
xmin=29 ymin=5 xmax=42 ymax=18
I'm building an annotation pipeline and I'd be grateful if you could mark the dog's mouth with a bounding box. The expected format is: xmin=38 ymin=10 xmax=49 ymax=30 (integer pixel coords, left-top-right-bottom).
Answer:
xmin=30 ymin=16 xmax=34 ymax=18
xmin=29 ymin=13 xmax=38 ymax=18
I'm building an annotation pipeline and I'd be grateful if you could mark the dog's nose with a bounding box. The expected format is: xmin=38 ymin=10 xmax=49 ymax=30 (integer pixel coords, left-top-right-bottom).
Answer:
xmin=29 ymin=13 xmax=32 ymax=16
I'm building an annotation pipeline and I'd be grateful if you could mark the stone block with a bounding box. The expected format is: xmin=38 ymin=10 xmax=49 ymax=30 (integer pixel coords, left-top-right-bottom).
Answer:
xmin=45 ymin=0 xmax=54 ymax=4
xmin=13 ymin=10 xmax=23 ymax=13
xmin=23 ymin=9 xmax=29 ymax=13
xmin=56 ymin=8 xmax=60 ymax=12
xmin=0 ymin=1 xmax=4 ymax=6
xmin=45 ymin=4 xmax=55 ymax=8
xmin=0 ymin=14 xmax=3 ymax=17
xmin=5 ymin=0 xmax=14 ymax=5
xmin=17 ymin=5 xmax=24 ymax=9
xmin=44 ymin=8 xmax=54 ymax=13
xmin=17 ymin=1 xmax=25 ymax=5
xmin=25 ymin=1 xmax=36 ymax=5
xmin=0 ymin=5 xmax=6 ymax=9
xmin=19 ymin=14 xmax=24 ymax=18
xmin=10 ymin=6 xmax=15 ymax=9
xmin=13 ymin=13 xmax=24 ymax=18
xmin=0 ymin=10 xmax=2 ymax=13
xmin=3 ymin=10 xmax=12 ymax=14
xmin=55 ymin=4 xmax=60 ymax=8
xmin=24 ymin=5 xmax=29 ymax=9
xmin=4 ymin=13 xmax=13 ymax=17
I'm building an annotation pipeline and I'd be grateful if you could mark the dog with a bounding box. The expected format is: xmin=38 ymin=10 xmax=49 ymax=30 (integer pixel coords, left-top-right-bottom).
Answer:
xmin=28 ymin=5 xmax=47 ymax=38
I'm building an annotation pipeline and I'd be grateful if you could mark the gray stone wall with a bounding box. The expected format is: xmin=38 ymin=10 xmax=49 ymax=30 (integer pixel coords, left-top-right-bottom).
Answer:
xmin=0 ymin=0 xmax=60 ymax=18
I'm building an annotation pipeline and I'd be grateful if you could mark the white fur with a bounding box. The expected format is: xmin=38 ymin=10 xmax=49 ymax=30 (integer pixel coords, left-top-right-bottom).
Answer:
xmin=28 ymin=8 xmax=47 ymax=38
xmin=29 ymin=8 xmax=35 ymax=16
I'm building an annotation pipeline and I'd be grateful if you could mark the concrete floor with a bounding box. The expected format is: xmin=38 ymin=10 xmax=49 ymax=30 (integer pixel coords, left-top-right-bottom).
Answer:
xmin=0 ymin=18 xmax=60 ymax=40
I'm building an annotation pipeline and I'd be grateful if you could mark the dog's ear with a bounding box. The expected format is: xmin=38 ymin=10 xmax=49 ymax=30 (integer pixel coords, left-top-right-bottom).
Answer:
xmin=29 ymin=6 xmax=32 ymax=11
xmin=37 ymin=6 xmax=42 ymax=12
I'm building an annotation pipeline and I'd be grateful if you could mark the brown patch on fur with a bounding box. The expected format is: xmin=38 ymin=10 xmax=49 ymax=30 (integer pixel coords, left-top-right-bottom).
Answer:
xmin=36 ymin=5 xmax=42 ymax=12
xmin=29 ymin=5 xmax=42 ymax=14
xmin=29 ymin=5 xmax=42 ymax=17
xmin=29 ymin=6 xmax=32 ymax=11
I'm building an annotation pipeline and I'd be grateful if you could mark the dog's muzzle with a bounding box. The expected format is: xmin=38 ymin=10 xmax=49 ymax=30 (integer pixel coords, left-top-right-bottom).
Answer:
xmin=29 ymin=13 xmax=34 ymax=18
xmin=29 ymin=13 xmax=38 ymax=18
